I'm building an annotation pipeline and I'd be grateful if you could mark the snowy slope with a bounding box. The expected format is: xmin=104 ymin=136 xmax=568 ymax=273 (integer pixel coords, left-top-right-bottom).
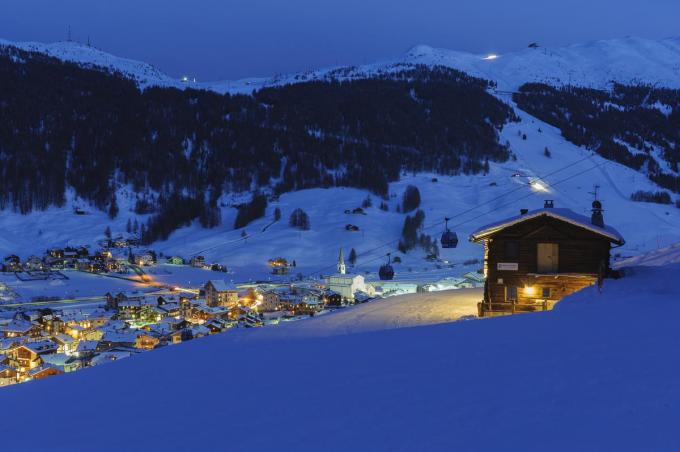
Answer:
xmin=1 ymin=256 xmax=679 ymax=451
xmin=400 ymin=37 xmax=680 ymax=90
xmin=0 ymin=38 xmax=182 ymax=90
xmin=4 ymin=36 xmax=680 ymax=93
xmin=0 ymin=105 xmax=678 ymax=282
xmin=1 ymin=35 xmax=679 ymax=281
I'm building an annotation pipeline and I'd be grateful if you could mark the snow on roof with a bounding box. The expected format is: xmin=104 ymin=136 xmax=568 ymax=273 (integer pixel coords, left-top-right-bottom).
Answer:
xmin=41 ymin=353 xmax=71 ymax=367
xmin=102 ymin=330 xmax=137 ymax=341
xmin=76 ymin=340 xmax=99 ymax=352
xmin=469 ymin=208 xmax=625 ymax=245
xmin=0 ymin=320 xmax=35 ymax=333
xmin=207 ymin=280 xmax=237 ymax=292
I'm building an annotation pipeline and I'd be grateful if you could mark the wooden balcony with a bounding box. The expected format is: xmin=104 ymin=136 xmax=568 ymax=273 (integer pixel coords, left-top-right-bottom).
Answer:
xmin=478 ymin=299 xmax=549 ymax=317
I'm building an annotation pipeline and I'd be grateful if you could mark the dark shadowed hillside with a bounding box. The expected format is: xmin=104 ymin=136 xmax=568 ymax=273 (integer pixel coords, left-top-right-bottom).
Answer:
xmin=0 ymin=45 xmax=514 ymax=236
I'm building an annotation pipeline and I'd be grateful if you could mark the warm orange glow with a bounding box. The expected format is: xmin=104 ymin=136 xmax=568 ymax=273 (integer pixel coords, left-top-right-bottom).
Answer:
xmin=523 ymin=286 xmax=536 ymax=296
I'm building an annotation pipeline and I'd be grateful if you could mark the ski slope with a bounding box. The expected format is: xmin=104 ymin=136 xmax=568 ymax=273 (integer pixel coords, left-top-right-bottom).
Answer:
xmin=1 ymin=251 xmax=679 ymax=451
xmin=0 ymin=35 xmax=679 ymax=282
xmin=0 ymin=105 xmax=677 ymax=282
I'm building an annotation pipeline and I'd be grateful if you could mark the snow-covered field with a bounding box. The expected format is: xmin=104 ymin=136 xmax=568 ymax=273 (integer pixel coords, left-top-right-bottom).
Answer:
xmin=253 ymin=288 xmax=481 ymax=339
xmin=1 ymin=246 xmax=679 ymax=451
xmin=0 ymin=264 xmax=220 ymax=304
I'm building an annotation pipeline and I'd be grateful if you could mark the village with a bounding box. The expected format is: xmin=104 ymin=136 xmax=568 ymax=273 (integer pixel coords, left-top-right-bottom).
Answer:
xmin=0 ymin=197 xmax=624 ymax=387
xmin=0 ymin=237 xmax=487 ymax=387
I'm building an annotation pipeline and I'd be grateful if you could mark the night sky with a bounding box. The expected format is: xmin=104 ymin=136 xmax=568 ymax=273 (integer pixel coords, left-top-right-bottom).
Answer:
xmin=2 ymin=0 xmax=679 ymax=80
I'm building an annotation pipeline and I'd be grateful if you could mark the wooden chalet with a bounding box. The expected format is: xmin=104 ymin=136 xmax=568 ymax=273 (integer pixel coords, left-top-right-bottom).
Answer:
xmin=470 ymin=201 xmax=625 ymax=317
xmin=205 ymin=280 xmax=239 ymax=308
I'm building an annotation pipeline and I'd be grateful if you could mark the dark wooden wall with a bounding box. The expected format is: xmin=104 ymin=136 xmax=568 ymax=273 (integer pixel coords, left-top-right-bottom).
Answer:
xmin=483 ymin=216 xmax=612 ymax=304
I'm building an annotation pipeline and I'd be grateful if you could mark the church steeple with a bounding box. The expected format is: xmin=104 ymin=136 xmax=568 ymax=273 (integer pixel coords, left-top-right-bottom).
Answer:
xmin=337 ymin=248 xmax=346 ymax=274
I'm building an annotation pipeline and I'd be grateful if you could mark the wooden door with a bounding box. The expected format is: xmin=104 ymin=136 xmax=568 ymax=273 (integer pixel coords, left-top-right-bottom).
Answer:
xmin=537 ymin=243 xmax=559 ymax=273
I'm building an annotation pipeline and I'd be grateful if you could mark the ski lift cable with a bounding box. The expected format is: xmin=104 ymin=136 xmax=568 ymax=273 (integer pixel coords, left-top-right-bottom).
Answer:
xmin=350 ymin=158 xmax=611 ymax=274
xmin=354 ymin=154 xmax=593 ymax=261
xmin=303 ymin=157 xmax=610 ymax=279
xmin=308 ymin=153 xmax=594 ymax=274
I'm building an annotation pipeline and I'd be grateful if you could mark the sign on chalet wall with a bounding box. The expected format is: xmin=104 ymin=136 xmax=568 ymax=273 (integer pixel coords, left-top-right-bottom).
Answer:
xmin=497 ymin=262 xmax=519 ymax=271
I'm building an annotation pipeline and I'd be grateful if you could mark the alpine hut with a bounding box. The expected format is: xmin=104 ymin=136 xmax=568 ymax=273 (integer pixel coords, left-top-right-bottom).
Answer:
xmin=469 ymin=200 xmax=624 ymax=317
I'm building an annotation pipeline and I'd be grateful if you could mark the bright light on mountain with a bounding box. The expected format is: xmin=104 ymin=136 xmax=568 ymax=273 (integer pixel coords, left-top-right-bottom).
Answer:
xmin=530 ymin=180 xmax=549 ymax=192
xmin=483 ymin=54 xmax=499 ymax=60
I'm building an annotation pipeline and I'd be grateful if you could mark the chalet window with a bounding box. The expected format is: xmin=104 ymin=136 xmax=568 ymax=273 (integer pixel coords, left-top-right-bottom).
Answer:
xmin=537 ymin=243 xmax=559 ymax=273
xmin=542 ymin=287 xmax=551 ymax=298
xmin=505 ymin=286 xmax=518 ymax=302
xmin=504 ymin=241 xmax=520 ymax=260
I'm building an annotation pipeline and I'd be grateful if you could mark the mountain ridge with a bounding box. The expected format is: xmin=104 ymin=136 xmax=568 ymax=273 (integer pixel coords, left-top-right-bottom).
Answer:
xmin=3 ymin=35 xmax=680 ymax=93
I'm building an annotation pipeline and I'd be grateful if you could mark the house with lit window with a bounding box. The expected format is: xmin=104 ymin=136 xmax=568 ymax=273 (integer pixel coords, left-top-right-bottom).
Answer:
xmin=0 ymin=361 xmax=18 ymax=386
xmin=205 ymin=280 xmax=239 ymax=308
xmin=470 ymin=200 xmax=624 ymax=317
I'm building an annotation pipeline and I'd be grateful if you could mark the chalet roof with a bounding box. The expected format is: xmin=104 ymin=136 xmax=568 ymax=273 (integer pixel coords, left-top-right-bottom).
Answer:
xmin=28 ymin=364 xmax=61 ymax=377
xmin=41 ymin=353 xmax=71 ymax=367
xmin=0 ymin=320 xmax=36 ymax=334
xmin=76 ymin=340 xmax=99 ymax=353
xmin=101 ymin=331 xmax=137 ymax=343
xmin=327 ymin=273 xmax=364 ymax=282
xmin=52 ymin=333 xmax=75 ymax=344
xmin=91 ymin=351 xmax=131 ymax=366
xmin=207 ymin=280 xmax=237 ymax=292
xmin=469 ymin=208 xmax=625 ymax=245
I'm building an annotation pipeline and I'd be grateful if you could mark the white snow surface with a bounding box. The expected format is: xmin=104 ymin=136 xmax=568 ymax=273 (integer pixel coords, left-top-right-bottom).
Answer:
xmin=254 ymin=288 xmax=480 ymax=339
xmin=4 ymin=35 xmax=680 ymax=93
xmin=1 ymin=256 xmax=679 ymax=451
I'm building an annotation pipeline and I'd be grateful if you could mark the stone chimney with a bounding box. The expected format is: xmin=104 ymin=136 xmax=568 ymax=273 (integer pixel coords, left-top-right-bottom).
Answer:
xmin=520 ymin=208 xmax=529 ymax=215
xmin=544 ymin=200 xmax=554 ymax=208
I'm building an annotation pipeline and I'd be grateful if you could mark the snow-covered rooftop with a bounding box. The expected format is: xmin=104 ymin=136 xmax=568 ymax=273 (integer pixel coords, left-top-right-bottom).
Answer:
xmin=469 ymin=207 xmax=625 ymax=244
xmin=207 ymin=279 xmax=237 ymax=292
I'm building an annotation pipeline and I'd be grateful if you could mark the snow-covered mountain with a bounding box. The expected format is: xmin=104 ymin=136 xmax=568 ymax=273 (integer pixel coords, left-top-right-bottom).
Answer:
xmin=0 ymin=38 xmax=180 ymax=90
xmin=0 ymin=35 xmax=679 ymax=281
xmin=4 ymin=35 xmax=680 ymax=93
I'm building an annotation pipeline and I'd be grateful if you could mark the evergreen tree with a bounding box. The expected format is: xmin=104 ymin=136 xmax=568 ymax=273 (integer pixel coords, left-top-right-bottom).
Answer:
xmin=398 ymin=209 xmax=425 ymax=252
xmin=289 ymin=208 xmax=310 ymax=230
xmin=126 ymin=218 xmax=132 ymax=233
xmin=349 ymin=248 xmax=357 ymax=266
xmin=108 ymin=194 xmax=119 ymax=219
xmin=402 ymin=185 xmax=421 ymax=213
xmin=104 ymin=226 xmax=112 ymax=239
xmin=234 ymin=192 xmax=267 ymax=229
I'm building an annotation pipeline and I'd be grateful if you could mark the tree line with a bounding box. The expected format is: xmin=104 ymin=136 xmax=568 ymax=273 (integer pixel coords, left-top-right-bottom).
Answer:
xmin=0 ymin=45 xmax=514 ymax=240
xmin=514 ymin=83 xmax=680 ymax=193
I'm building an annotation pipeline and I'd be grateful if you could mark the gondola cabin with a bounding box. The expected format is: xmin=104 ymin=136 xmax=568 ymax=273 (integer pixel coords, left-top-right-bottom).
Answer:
xmin=469 ymin=201 xmax=624 ymax=317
